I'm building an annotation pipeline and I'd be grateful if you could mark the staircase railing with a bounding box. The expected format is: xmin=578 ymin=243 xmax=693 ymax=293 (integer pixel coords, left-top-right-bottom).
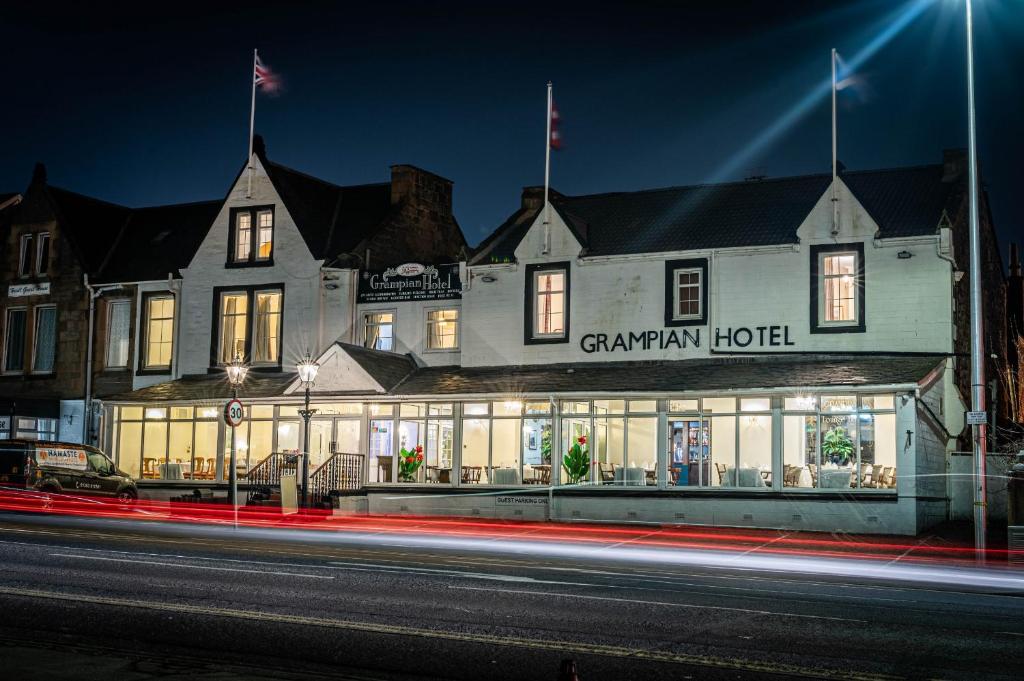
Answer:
xmin=245 ymin=452 xmax=298 ymax=503
xmin=309 ymin=452 xmax=364 ymax=506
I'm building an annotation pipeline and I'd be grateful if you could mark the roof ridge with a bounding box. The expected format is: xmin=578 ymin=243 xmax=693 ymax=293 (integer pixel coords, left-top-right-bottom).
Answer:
xmin=47 ymin=185 xmax=130 ymax=210
xmin=131 ymin=198 xmax=222 ymax=211
xmin=266 ymin=159 xmax=389 ymax=192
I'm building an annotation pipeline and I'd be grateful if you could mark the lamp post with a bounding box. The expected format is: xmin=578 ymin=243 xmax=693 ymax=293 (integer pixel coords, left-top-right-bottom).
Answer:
xmin=225 ymin=355 xmax=248 ymax=521
xmin=296 ymin=353 xmax=320 ymax=508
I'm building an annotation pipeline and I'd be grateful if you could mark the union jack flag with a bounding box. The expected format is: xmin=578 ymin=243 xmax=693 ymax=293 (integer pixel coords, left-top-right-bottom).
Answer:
xmin=254 ymin=54 xmax=280 ymax=94
xmin=550 ymin=101 xmax=562 ymax=150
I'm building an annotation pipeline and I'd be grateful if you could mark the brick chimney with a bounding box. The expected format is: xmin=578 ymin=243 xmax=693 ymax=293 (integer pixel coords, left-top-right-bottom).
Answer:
xmin=389 ymin=165 xmax=453 ymax=220
xmin=942 ymin=148 xmax=968 ymax=183
xmin=521 ymin=186 xmax=563 ymax=212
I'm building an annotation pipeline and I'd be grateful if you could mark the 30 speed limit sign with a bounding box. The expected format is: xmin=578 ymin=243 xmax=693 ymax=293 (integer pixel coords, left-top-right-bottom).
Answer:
xmin=223 ymin=399 xmax=245 ymax=428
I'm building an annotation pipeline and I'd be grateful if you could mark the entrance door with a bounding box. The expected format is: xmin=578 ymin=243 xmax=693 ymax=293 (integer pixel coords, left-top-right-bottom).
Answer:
xmin=307 ymin=418 xmax=363 ymax=475
xmin=668 ymin=419 xmax=709 ymax=487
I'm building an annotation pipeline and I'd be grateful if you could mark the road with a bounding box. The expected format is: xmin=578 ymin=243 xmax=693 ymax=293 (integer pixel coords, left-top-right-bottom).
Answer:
xmin=0 ymin=511 xmax=1022 ymax=681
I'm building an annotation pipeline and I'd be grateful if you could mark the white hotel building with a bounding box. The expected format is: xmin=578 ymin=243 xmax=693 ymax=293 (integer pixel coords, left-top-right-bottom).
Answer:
xmin=92 ymin=146 xmax=1006 ymax=536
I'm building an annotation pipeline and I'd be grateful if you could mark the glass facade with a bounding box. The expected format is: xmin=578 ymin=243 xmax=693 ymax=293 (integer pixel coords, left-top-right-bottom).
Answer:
xmin=105 ymin=393 xmax=901 ymax=492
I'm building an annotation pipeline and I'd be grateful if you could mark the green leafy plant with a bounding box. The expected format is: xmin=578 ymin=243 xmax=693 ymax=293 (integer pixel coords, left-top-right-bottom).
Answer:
xmin=397 ymin=445 xmax=424 ymax=482
xmin=822 ymin=427 xmax=854 ymax=465
xmin=541 ymin=429 xmax=552 ymax=464
xmin=562 ymin=435 xmax=590 ymax=484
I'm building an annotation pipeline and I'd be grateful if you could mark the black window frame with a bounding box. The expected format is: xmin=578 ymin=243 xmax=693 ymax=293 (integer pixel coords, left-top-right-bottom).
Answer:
xmin=35 ymin=232 xmax=50 ymax=276
xmin=17 ymin=234 xmax=33 ymax=278
xmin=809 ymin=242 xmax=866 ymax=334
xmin=3 ymin=307 xmax=27 ymax=373
xmin=226 ymin=205 xmax=275 ymax=268
xmin=137 ymin=291 xmax=175 ymax=376
xmin=664 ymin=258 xmax=709 ymax=327
xmin=209 ymin=283 xmax=285 ymax=371
xmin=524 ymin=261 xmax=570 ymax=345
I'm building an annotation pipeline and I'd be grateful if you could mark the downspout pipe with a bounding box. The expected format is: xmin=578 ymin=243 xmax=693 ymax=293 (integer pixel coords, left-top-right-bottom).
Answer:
xmin=83 ymin=276 xmax=126 ymax=444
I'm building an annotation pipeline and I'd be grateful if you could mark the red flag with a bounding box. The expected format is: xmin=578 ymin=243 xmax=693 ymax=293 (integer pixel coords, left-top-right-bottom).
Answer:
xmin=254 ymin=54 xmax=281 ymax=94
xmin=550 ymin=102 xmax=562 ymax=150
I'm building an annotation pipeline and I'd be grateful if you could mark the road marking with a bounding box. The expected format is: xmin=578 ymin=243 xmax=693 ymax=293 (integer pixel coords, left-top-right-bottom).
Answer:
xmin=449 ymin=585 xmax=866 ymax=622
xmin=49 ymin=553 xmax=333 ymax=579
xmin=0 ymin=585 xmax=899 ymax=681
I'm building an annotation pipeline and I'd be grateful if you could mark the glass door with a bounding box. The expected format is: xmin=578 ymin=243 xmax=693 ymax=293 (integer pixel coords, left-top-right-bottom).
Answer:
xmin=668 ymin=419 xmax=709 ymax=487
xmin=307 ymin=419 xmax=334 ymax=472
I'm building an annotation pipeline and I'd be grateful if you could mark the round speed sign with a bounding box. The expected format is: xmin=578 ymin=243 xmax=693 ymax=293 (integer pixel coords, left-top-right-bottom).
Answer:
xmin=223 ymin=399 xmax=245 ymax=428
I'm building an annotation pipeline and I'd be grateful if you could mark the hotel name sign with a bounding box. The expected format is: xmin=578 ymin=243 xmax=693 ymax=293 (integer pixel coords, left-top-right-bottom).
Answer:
xmin=358 ymin=263 xmax=461 ymax=304
xmin=580 ymin=325 xmax=795 ymax=354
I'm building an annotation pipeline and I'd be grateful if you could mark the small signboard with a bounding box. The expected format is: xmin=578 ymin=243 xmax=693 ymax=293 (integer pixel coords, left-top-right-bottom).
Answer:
xmin=36 ymin=447 xmax=88 ymax=470
xmin=9 ymin=282 xmax=50 ymax=298
xmin=280 ymin=470 xmax=298 ymax=515
xmin=223 ymin=399 xmax=244 ymax=428
xmin=357 ymin=263 xmax=461 ymax=303
xmin=965 ymin=410 xmax=988 ymax=426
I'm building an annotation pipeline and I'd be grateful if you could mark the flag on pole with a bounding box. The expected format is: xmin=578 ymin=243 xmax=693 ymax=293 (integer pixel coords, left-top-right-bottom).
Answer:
xmin=550 ymin=102 xmax=562 ymax=150
xmin=254 ymin=54 xmax=281 ymax=94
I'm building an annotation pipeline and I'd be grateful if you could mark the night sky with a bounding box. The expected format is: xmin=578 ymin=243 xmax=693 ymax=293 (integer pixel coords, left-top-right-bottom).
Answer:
xmin=2 ymin=1 xmax=1021 ymax=258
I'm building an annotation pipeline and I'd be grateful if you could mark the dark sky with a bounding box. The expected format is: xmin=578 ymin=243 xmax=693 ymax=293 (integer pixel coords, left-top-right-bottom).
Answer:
xmin=2 ymin=1 xmax=1021 ymax=257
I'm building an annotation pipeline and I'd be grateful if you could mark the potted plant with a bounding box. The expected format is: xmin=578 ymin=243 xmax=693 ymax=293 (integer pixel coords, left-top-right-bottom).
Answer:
xmin=822 ymin=426 xmax=853 ymax=466
xmin=562 ymin=435 xmax=590 ymax=484
xmin=541 ymin=429 xmax=552 ymax=464
xmin=397 ymin=445 xmax=424 ymax=482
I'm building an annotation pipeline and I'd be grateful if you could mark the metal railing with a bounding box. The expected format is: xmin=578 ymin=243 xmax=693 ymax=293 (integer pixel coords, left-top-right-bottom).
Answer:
xmin=309 ymin=452 xmax=364 ymax=506
xmin=245 ymin=452 xmax=298 ymax=504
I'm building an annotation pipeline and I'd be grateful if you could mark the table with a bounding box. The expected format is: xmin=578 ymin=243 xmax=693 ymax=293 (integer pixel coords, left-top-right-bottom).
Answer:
xmin=613 ymin=467 xmax=646 ymax=486
xmin=158 ymin=463 xmax=183 ymax=480
xmin=491 ymin=468 xmax=521 ymax=485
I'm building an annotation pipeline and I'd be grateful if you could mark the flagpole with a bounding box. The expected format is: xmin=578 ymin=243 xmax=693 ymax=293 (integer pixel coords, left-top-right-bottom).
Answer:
xmin=830 ymin=47 xmax=839 ymax=236
xmin=247 ymin=48 xmax=257 ymax=199
xmin=543 ymin=81 xmax=552 ymax=255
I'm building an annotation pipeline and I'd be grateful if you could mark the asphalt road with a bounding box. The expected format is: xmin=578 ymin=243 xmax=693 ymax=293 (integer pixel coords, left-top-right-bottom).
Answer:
xmin=0 ymin=511 xmax=1022 ymax=681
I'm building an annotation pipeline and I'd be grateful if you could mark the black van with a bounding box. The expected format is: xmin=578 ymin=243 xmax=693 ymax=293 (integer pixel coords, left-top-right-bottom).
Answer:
xmin=0 ymin=439 xmax=138 ymax=503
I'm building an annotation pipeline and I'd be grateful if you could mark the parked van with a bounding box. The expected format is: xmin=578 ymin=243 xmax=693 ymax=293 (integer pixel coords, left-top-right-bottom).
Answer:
xmin=0 ymin=440 xmax=137 ymax=503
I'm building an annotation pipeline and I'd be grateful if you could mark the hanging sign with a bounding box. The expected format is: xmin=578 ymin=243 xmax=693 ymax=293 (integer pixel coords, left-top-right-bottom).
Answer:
xmin=357 ymin=263 xmax=461 ymax=303
xmin=223 ymin=399 xmax=245 ymax=428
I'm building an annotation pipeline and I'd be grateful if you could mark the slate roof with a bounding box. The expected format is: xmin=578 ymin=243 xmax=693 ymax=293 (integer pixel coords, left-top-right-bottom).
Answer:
xmin=104 ymin=372 xmax=298 ymax=402
xmin=46 ymin=186 xmax=133 ymax=274
xmin=391 ymin=354 xmax=945 ymax=396
xmin=102 ymin=354 xmax=944 ymax=402
xmin=260 ymin=156 xmax=393 ymax=262
xmin=336 ymin=342 xmax=418 ymax=391
xmin=93 ymin=200 xmax=222 ymax=283
xmin=472 ymin=163 xmax=958 ymax=264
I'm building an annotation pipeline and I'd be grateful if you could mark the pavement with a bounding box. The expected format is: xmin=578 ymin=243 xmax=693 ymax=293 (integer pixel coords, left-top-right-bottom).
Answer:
xmin=0 ymin=506 xmax=1023 ymax=680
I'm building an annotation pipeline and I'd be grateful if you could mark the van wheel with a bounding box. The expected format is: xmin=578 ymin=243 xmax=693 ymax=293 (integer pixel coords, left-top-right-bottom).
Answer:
xmin=117 ymin=490 xmax=137 ymax=505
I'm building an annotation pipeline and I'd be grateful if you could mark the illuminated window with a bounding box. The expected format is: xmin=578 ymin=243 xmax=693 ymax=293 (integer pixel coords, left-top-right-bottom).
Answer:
xmin=534 ymin=270 xmax=565 ymax=337
xmin=257 ymin=211 xmax=273 ymax=260
xmin=219 ymin=293 xmax=248 ymax=364
xmin=426 ymin=309 xmax=458 ymax=350
xmin=252 ymin=290 xmax=282 ymax=363
xmin=230 ymin=207 xmax=273 ymax=264
xmin=106 ymin=300 xmax=131 ymax=368
xmin=673 ymin=268 xmax=702 ymax=320
xmin=822 ymin=253 xmax=857 ymax=323
xmin=235 ymin=213 xmax=252 ymax=262
xmin=364 ymin=312 xmax=394 ymax=351
xmin=143 ymin=295 xmax=175 ymax=369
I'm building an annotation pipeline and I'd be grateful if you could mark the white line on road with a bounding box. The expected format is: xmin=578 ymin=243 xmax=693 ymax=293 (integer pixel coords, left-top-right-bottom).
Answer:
xmin=49 ymin=553 xmax=334 ymax=579
xmin=449 ymin=585 xmax=867 ymax=622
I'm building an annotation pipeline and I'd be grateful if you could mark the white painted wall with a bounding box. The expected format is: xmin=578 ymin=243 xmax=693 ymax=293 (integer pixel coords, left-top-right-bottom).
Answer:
xmin=462 ymin=182 xmax=953 ymax=367
xmin=355 ymin=299 xmax=462 ymax=367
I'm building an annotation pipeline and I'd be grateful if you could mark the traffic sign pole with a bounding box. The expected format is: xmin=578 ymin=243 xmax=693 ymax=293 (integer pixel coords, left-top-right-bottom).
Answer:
xmin=224 ymin=398 xmax=245 ymax=529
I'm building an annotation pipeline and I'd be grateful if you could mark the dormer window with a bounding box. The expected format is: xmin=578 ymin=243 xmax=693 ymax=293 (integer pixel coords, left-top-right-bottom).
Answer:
xmin=228 ymin=206 xmax=274 ymax=266
xmin=524 ymin=262 xmax=570 ymax=345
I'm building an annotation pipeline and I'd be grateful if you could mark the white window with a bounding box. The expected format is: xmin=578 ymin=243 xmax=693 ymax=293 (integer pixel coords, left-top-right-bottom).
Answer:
xmin=252 ymin=290 xmax=282 ymax=364
xmin=219 ymin=292 xmax=248 ymax=364
xmin=533 ymin=270 xmax=565 ymax=338
xmin=256 ymin=211 xmax=273 ymax=261
xmin=426 ymin=309 xmax=459 ymax=350
xmin=144 ymin=295 xmax=175 ymax=369
xmin=31 ymin=305 xmax=57 ymax=374
xmin=820 ymin=252 xmax=858 ymax=324
xmin=18 ymin=234 xmax=33 ymax=278
xmin=364 ymin=312 xmax=394 ymax=351
xmin=3 ymin=308 xmax=27 ymax=373
xmin=35 ymin=233 xmax=50 ymax=276
xmin=234 ymin=213 xmax=252 ymax=262
xmin=672 ymin=268 xmax=702 ymax=320
xmin=106 ymin=300 xmax=131 ymax=368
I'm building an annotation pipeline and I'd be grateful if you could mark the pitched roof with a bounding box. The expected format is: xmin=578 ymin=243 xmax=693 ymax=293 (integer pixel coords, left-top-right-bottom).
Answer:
xmin=46 ymin=186 xmax=133 ymax=274
xmin=104 ymin=372 xmax=298 ymax=402
xmin=472 ymin=163 xmax=958 ymax=263
xmin=93 ymin=199 xmax=222 ymax=283
xmin=259 ymin=155 xmax=393 ymax=262
xmin=335 ymin=342 xmax=418 ymax=391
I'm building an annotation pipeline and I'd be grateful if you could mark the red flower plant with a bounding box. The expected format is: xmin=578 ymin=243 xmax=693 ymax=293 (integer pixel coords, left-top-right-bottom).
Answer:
xmin=577 ymin=436 xmax=587 ymax=445
xmin=398 ymin=444 xmax=425 ymax=482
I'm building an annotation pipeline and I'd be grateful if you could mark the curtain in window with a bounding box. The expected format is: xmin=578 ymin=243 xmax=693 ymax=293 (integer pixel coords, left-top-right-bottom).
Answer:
xmin=427 ymin=319 xmax=441 ymax=349
xmin=221 ymin=296 xmax=239 ymax=363
xmin=4 ymin=310 xmax=26 ymax=371
xmin=107 ymin=302 xmax=130 ymax=367
xmin=33 ymin=307 xmax=57 ymax=373
xmin=365 ymin=318 xmax=381 ymax=350
xmin=254 ymin=295 xmax=271 ymax=363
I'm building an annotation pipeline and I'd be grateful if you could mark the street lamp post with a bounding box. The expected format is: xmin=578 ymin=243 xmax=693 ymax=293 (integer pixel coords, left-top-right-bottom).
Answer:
xmin=296 ymin=354 xmax=320 ymax=509
xmin=964 ymin=0 xmax=988 ymax=560
xmin=225 ymin=355 xmax=248 ymax=523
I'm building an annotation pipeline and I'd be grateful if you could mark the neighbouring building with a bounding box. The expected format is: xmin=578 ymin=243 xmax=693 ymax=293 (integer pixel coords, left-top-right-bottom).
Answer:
xmin=91 ymin=148 xmax=1008 ymax=535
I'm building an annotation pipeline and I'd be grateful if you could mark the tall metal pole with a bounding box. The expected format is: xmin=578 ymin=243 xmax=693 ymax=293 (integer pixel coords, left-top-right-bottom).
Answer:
xmin=230 ymin=385 xmax=238 ymax=529
xmin=301 ymin=385 xmax=312 ymax=508
xmin=965 ymin=0 xmax=988 ymax=559
xmin=831 ymin=48 xmax=839 ymax=235
xmin=247 ymin=48 xmax=257 ymax=199
xmin=542 ymin=81 xmax=552 ymax=254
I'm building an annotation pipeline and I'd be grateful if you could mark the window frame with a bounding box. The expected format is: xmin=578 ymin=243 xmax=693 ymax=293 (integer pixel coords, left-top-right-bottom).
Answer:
xmin=524 ymin=261 xmax=570 ymax=345
xmin=30 ymin=304 xmax=57 ymax=375
xmin=809 ymin=242 xmax=865 ymax=334
xmin=664 ymin=258 xmax=708 ymax=326
xmin=34 ymin=232 xmax=50 ymax=276
xmin=139 ymin=292 xmax=175 ymax=374
xmin=424 ymin=307 xmax=459 ymax=352
xmin=105 ymin=298 xmax=132 ymax=370
xmin=2 ymin=307 xmax=28 ymax=374
xmin=362 ymin=309 xmax=396 ymax=352
xmin=226 ymin=205 xmax=275 ymax=268
xmin=209 ymin=284 xmax=285 ymax=369
xmin=18 ymin=234 xmax=33 ymax=278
